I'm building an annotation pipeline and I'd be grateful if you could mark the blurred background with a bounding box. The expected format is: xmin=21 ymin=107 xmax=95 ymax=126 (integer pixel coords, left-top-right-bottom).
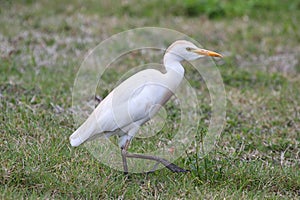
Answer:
xmin=1 ymin=0 xmax=299 ymax=199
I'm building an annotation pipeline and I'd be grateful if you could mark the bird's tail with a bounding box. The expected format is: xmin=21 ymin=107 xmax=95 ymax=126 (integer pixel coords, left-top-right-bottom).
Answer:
xmin=69 ymin=113 xmax=101 ymax=147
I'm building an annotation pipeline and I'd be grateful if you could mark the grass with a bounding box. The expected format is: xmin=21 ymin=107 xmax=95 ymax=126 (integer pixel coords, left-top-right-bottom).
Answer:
xmin=1 ymin=0 xmax=300 ymax=199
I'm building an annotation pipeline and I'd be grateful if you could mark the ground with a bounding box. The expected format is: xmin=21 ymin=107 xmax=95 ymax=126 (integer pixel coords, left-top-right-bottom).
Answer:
xmin=0 ymin=0 xmax=299 ymax=199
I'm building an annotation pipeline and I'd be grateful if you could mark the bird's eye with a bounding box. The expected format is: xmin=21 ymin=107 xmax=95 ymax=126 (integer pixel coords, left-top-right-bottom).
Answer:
xmin=186 ymin=47 xmax=193 ymax=51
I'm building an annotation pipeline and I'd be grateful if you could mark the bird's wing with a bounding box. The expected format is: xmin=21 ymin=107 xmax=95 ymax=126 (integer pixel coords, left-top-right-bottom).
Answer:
xmin=95 ymin=69 xmax=174 ymax=129
xmin=70 ymin=69 xmax=174 ymax=146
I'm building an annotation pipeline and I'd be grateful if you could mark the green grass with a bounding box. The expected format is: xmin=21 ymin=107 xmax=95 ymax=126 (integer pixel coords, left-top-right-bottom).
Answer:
xmin=1 ymin=0 xmax=300 ymax=199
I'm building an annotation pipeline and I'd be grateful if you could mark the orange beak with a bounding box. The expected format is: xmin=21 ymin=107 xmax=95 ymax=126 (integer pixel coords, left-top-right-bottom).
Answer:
xmin=193 ymin=48 xmax=223 ymax=58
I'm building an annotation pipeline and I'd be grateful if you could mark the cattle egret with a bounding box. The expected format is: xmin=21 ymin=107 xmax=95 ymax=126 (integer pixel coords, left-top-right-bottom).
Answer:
xmin=70 ymin=40 xmax=222 ymax=173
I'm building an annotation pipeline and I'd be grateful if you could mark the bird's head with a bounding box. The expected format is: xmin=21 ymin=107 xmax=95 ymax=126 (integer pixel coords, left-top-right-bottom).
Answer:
xmin=165 ymin=40 xmax=222 ymax=62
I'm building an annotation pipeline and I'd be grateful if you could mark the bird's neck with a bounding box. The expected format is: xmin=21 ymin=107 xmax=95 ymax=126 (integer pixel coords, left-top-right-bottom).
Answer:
xmin=163 ymin=53 xmax=185 ymax=78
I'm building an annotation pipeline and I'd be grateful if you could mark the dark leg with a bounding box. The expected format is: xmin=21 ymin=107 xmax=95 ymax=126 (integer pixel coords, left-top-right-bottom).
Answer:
xmin=121 ymin=148 xmax=128 ymax=175
xmin=121 ymin=140 xmax=189 ymax=173
xmin=121 ymin=140 xmax=131 ymax=175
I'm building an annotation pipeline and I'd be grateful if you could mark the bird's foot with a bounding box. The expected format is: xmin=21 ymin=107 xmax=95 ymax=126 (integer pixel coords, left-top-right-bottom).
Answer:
xmin=146 ymin=160 xmax=189 ymax=173
xmin=165 ymin=163 xmax=190 ymax=173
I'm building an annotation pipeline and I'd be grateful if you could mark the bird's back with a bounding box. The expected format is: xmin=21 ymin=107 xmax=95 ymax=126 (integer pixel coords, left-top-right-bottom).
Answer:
xmin=70 ymin=68 xmax=175 ymax=146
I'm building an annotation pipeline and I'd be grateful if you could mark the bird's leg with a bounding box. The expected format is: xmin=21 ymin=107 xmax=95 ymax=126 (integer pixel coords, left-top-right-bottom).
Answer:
xmin=121 ymin=140 xmax=131 ymax=175
xmin=122 ymin=149 xmax=189 ymax=173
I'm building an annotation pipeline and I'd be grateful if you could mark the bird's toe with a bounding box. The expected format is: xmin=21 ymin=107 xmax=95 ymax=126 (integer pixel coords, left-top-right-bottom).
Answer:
xmin=166 ymin=163 xmax=190 ymax=173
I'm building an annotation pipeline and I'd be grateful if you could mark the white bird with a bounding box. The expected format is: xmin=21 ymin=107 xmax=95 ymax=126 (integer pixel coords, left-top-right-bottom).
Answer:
xmin=70 ymin=40 xmax=222 ymax=173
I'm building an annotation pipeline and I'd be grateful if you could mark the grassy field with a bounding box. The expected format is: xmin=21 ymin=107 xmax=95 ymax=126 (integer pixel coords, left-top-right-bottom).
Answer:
xmin=1 ymin=0 xmax=300 ymax=199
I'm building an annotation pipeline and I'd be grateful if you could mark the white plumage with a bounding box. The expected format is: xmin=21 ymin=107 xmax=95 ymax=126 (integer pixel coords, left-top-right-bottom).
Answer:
xmin=70 ymin=40 xmax=222 ymax=173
